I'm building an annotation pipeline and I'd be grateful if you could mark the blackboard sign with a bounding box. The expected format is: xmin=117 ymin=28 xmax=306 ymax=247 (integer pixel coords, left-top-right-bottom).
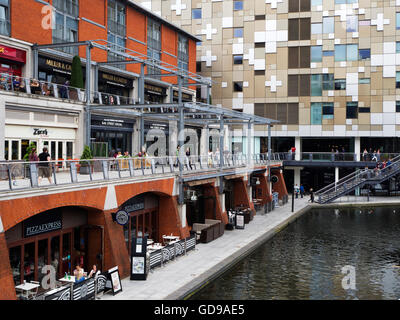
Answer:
xmin=235 ymin=213 xmax=245 ymax=229
xmin=131 ymin=237 xmax=148 ymax=280
xmin=23 ymin=210 xmax=62 ymax=238
xmin=108 ymin=266 xmax=122 ymax=295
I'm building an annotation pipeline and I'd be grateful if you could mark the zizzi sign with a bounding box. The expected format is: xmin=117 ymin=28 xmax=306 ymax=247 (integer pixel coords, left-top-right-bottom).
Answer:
xmin=24 ymin=211 xmax=62 ymax=238
xmin=33 ymin=128 xmax=49 ymax=136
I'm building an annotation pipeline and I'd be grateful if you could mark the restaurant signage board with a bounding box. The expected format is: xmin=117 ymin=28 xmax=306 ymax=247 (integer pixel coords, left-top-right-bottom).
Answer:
xmin=115 ymin=210 xmax=129 ymax=226
xmin=123 ymin=194 xmax=145 ymax=213
xmin=131 ymin=237 xmax=148 ymax=280
xmin=23 ymin=210 xmax=62 ymax=238
xmin=108 ymin=266 xmax=122 ymax=295
xmin=0 ymin=44 xmax=26 ymax=63
xmin=99 ymin=72 xmax=132 ymax=88
xmin=235 ymin=214 xmax=245 ymax=229
xmin=39 ymin=56 xmax=73 ymax=75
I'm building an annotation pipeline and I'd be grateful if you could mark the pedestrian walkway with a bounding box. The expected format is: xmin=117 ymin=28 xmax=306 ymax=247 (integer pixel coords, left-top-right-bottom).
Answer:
xmin=100 ymin=197 xmax=311 ymax=300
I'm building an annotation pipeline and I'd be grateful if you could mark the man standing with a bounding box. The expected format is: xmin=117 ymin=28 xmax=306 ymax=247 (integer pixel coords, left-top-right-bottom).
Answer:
xmin=300 ymin=184 xmax=305 ymax=198
xmin=294 ymin=184 xmax=300 ymax=199
xmin=38 ymin=147 xmax=52 ymax=184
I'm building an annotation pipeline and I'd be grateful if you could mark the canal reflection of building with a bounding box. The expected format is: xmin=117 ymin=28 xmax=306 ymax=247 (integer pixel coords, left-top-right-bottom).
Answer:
xmin=6 ymin=207 xmax=103 ymax=287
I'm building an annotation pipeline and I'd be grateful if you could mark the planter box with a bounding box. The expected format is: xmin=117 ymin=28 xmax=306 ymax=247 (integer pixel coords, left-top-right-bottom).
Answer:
xmin=79 ymin=164 xmax=91 ymax=175
xmin=192 ymin=223 xmax=214 ymax=243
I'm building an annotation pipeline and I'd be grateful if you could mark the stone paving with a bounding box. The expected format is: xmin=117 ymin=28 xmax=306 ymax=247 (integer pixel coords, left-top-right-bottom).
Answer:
xmin=100 ymin=196 xmax=311 ymax=300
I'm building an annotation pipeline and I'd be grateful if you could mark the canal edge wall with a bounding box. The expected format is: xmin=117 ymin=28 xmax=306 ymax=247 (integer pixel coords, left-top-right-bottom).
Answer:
xmin=167 ymin=203 xmax=314 ymax=300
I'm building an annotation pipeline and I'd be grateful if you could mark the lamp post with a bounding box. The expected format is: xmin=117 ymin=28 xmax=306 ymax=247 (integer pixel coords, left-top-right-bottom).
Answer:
xmin=292 ymin=186 xmax=295 ymax=213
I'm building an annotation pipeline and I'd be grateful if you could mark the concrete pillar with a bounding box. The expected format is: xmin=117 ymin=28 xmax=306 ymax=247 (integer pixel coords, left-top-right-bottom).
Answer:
xmin=132 ymin=120 xmax=140 ymax=156
xmin=201 ymin=126 xmax=208 ymax=157
xmin=178 ymin=204 xmax=187 ymax=228
xmin=219 ymin=193 xmax=226 ymax=212
xmin=295 ymin=136 xmax=301 ymax=160
xmin=169 ymin=120 xmax=178 ymax=157
xmin=294 ymin=167 xmax=301 ymax=188
xmin=335 ymin=167 xmax=339 ymax=183
xmin=355 ymin=136 xmax=360 ymax=161
xmin=0 ymin=97 xmax=5 ymax=160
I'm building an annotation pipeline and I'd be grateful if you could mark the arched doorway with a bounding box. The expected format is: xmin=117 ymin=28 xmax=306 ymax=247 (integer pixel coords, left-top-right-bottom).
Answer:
xmin=120 ymin=193 xmax=160 ymax=255
xmin=6 ymin=206 xmax=103 ymax=288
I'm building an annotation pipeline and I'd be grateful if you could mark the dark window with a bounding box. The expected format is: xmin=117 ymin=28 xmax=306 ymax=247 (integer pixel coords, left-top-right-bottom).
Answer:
xmin=359 ymin=49 xmax=370 ymax=60
xmin=299 ymin=74 xmax=310 ymax=96
xmin=288 ymin=19 xmax=299 ymax=41
xmin=288 ymin=75 xmax=299 ymax=97
xmin=335 ymin=79 xmax=346 ymax=90
xmin=0 ymin=0 xmax=10 ymax=36
xmin=346 ymin=102 xmax=358 ymax=119
xmin=300 ymin=18 xmax=311 ymax=40
xmin=255 ymin=43 xmax=265 ymax=48
xmin=233 ymin=55 xmax=243 ymax=65
xmin=322 ymin=74 xmax=334 ymax=90
xmin=233 ymin=81 xmax=243 ymax=92
xmin=255 ymin=103 xmax=298 ymax=124
xmin=289 ymin=46 xmax=310 ymax=68
xmin=289 ymin=0 xmax=299 ymax=12
xmin=196 ymin=61 xmax=202 ymax=73
xmin=254 ymin=70 xmax=265 ymax=76
xmin=396 ymin=101 xmax=400 ymax=112
xmin=287 ymin=103 xmax=299 ymax=124
xmin=289 ymin=0 xmax=310 ymax=12
xmin=288 ymin=74 xmax=310 ymax=96
xmin=254 ymin=103 xmax=265 ymax=117
xmin=255 ymin=15 xmax=265 ymax=20
xmin=359 ymin=107 xmax=371 ymax=113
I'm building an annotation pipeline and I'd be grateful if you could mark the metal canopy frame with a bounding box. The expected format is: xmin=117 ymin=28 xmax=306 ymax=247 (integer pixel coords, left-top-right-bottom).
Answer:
xmin=32 ymin=39 xmax=277 ymax=204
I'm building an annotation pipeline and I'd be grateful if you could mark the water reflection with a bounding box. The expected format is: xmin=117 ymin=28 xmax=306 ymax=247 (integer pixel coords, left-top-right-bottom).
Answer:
xmin=190 ymin=206 xmax=400 ymax=300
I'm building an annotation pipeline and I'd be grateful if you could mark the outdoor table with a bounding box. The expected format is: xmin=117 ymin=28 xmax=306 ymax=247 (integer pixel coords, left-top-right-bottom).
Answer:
xmin=147 ymin=239 xmax=154 ymax=246
xmin=147 ymin=244 xmax=164 ymax=252
xmin=162 ymin=235 xmax=180 ymax=245
xmin=15 ymin=282 xmax=40 ymax=298
xmin=59 ymin=276 xmax=76 ymax=283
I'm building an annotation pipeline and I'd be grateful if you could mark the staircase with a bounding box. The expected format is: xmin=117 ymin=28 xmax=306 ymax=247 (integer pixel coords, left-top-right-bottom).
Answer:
xmin=315 ymin=155 xmax=400 ymax=204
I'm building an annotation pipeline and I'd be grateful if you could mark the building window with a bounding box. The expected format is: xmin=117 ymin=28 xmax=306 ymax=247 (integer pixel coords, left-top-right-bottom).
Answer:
xmin=335 ymin=79 xmax=346 ymax=90
xmin=335 ymin=0 xmax=358 ymax=3
xmin=192 ymin=8 xmax=202 ymax=19
xmin=233 ymin=81 xmax=243 ymax=92
xmin=359 ymin=78 xmax=370 ymax=84
xmin=335 ymin=44 xmax=358 ymax=61
xmin=322 ymin=103 xmax=334 ymax=119
xmin=178 ymin=35 xmax=189 ymax=85
xmin=0 ymin=0 xmax=10 ymax=36
xmin=311 ymin=103 xmax=322 ymax=124
xmin=397 ymin=42 xmax=400 ymax=53
xmin=147 ymin=18 xmax=162 ymax=79
xmin=396 ymin=13 xmax=400 ymax=30
xmin=234 ymin=0 xmax=243 ymax=11
xmin=359 ymin=107 xmax=370 ymax=113
xmin=396 ymin=101 xmax=400 ymax=112
xmin=397 ymin=72 xmax=400 ymax=89
xmin=323 ymin=51 xmax=334 ymax=57
xmin=311 ymin=74 xmax=322 ymax=96
xmin=233 ymin=55 xmax=243 ymax=65
xmin=254 ymin=103 xmax=298 ymax=125
xmin=311 ymin=0 xmax=322 ymax=5
xmin=288 ymin=46 xmax=310 ymax=68
xmin=196 ymin=62 xmax=201 ymax=73
xmin=323 ymin=17 xmax=334 ymax=34
xmin=311 ymin=46 xmax=322 ymax=62
xmin=107 ymin=0 xmax=126 ymax=69
xmin=346 ymin=16 xmax=358 ymax=32
xmin=288 ymin=18 xmax=310 ymax=41
xmin=288 ymin=74 xmax=310 ymax=97
xmin=346 ymin=102 xmax=358 ymax=119
xmin=322 ymin=74 xmax=334 ymax=90
xmin=53 ymin=0 xmax=79 ymax=56
xmin=233 ymin=28 xmax=243 ymax=38
xmin=289 ymin=0 xmax=311 ymax=12
xmin=311 ymin=23 xmax=322 ymax=34
xmin=255 ymin=15 xmax=265 ymax=21
xmin=359 ymin=49 xmax=370 ymax=60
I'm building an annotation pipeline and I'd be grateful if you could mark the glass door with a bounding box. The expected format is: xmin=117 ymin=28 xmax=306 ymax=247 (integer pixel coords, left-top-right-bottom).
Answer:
xmin=23 ymin=242 xmax=35 ymax=283
xmin=50 ymin=141 xmax=56 ymax=161
xmin=38 ymin=239 xmax=48 ymax=285
xmin=50 ymin=236 xmax=60 ymax=278
xmin=61 ymin=233 xmax=71 ymax=276
xmin=9 ymin=245 xmax=22 ymax=286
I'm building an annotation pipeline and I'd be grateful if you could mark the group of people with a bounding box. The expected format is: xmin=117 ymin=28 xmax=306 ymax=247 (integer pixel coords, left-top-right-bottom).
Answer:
xmin=73 ymin=264 xmax=100 ymax=283
xmin=331 ymin=146 xmax=346 ymax=161
xmin=294 ymin=184 xmax=314 ymax=203
xmin=362 ymin=148 xmax=381 ymax=162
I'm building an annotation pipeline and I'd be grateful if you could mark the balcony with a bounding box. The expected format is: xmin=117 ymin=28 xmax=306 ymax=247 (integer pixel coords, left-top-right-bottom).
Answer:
xmin=0 ymin=72 xmax=136 ymax=106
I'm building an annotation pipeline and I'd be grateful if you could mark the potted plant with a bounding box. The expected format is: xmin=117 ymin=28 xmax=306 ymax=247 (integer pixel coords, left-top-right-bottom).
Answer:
xmin=70 ymin=55 xmax=84 ymax=100
xmin=80 ymin=145 xmax=93 ymax=175
xmin=23 ymin=142 xmax=38 ymax=178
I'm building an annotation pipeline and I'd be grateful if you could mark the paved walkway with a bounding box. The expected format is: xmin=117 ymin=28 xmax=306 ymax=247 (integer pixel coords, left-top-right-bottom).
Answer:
xmin=100 ymin=197 xmax=311 ymax=300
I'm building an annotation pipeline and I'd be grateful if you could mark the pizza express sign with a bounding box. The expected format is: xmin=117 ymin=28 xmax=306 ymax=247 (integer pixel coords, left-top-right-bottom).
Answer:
xmin=24 ymin=211 xmax=62 ymax=238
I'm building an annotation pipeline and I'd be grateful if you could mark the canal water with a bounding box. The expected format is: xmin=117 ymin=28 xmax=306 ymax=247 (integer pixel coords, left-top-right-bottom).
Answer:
xmin=190 ymin=206 xmax=400 ymax=300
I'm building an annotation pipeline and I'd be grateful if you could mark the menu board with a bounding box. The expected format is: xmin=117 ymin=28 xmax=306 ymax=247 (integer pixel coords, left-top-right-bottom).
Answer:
xmin=132 ymin=257 xmax=145 ymax=274
xmin=236 ymin=214 xmax=245 ymax=229
xmin=108 ymin=266 xmax=122 ymax=295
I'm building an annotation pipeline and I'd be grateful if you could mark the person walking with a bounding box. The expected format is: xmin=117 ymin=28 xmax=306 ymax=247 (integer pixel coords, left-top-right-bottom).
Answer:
xmin=38 ymin=147 xmax=52 ymax=184
xmin=309 ymin=188 xmax=314 ymax=203
xmin=186 ymin=147 xmax=192 ymax=170
xmin=294 ymin=184 xmax=300 ymax=199
xmin=300 ymin=184 xmax=305 ymax=198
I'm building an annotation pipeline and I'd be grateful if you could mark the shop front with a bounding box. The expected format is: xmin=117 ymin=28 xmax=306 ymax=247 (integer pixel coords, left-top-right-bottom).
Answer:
xmin=172 ymin=90 xmax=193 ymax=103
xmin=144 ymin=121 xmax=169 ymax=156
xmin=91 ymin=115 xmax=135 ymax=157
xmin=38 ymin=55 xmax=79 ymax=86
xmin=6 ymin=207 xmax=103 ymax=288
xmin=144 ymin=83 xmax=167 ymax=104
xmin=120 ymin=193 xmax=159 ymax=254
xmin=98 ymin=71 xmax=133 ymax=104
xmin=4 ymin=124 xmax=76 ymax=161
xmin=0 ymin=43 xmax=26 ymax=78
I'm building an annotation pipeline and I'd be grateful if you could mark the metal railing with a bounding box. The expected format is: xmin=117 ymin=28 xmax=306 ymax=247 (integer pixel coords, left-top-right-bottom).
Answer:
xmin=0 ymin=154 xmax=278 ymax=192
xmin=0 ymin=72 xmax=138 ymax=106
xmin=271 ymin=152 xmax=400 ymax=162
xmin=315 ymin=154 xmax=400 ymax=204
